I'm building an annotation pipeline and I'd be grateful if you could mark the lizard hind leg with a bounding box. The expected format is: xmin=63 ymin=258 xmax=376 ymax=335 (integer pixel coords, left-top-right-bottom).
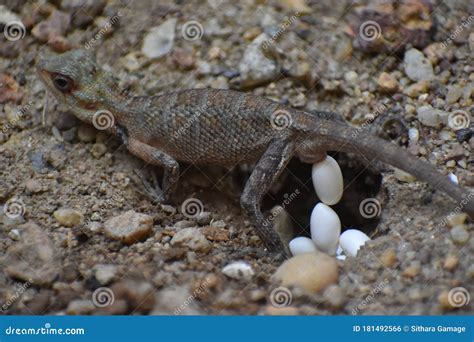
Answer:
xmin=240 ymin=139 xmax=294 ymax=257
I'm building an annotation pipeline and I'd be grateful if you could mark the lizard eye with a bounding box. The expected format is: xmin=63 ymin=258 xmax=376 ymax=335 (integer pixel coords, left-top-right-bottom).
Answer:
xmin=52 ymin=73 xmax=73 ymax=92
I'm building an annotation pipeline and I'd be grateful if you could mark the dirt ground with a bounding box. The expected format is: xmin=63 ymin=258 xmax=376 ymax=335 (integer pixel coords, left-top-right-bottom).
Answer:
xmin=0 ymin=0 xmax=473 ymax=315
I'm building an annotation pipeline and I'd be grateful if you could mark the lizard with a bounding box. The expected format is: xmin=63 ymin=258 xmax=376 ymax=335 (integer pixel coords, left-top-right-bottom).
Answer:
xmin=37 ymin=49 xmax=474 ymax=255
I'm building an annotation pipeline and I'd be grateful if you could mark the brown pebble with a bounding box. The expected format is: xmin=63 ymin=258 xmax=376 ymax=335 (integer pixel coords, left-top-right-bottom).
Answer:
xmin=380 ymin=248 xmax=398 ymax=268
xmin=264 ymin=306 xmax=299 ymax=315
xmin=403 ymin=263 xmax=420 ymax=278
xmin=25 ymin=179 xmax=42 ymax=193
xmin=438 ymin=290 xmax=454 ymax=310
xmin=443 ymin=255 xmax=458 ymax=271
xmin=272 ymin=252 xmax=339 ymax=294
xmin=377 ymin=72 xmax=399 ymax=93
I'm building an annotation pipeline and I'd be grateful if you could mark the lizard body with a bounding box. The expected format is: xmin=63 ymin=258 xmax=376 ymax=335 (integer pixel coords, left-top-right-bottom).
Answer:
xmin=37 ymin=50 xmax=473 ymax=255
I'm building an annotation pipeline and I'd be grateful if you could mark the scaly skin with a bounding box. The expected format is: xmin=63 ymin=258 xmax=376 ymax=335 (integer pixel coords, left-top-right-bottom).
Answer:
xmin=37 ymin=49 xmax=474 ymax=256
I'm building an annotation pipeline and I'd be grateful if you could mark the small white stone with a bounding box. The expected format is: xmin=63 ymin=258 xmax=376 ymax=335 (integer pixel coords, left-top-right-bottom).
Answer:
xmin=312 ymin=156 xmax=343 ymax=205
xmin=448 ymin=173 xmax=459 ymax=184
xmin=339 ymin=229 xmax=371 ymax=257
xmin=222 ymin=261 xmax=254 ymax=280
xmin=289 ymin=237 xmax=317 ymax=256
xmin=310 ymin=203 xmax=341 ymax=255
xmin=408 ymin=128 xmax=419 ymax=142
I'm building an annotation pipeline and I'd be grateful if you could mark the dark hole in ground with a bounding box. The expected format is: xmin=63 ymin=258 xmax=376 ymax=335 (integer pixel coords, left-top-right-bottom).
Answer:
xmin=262 ymin=152 xmax=383 ymax=239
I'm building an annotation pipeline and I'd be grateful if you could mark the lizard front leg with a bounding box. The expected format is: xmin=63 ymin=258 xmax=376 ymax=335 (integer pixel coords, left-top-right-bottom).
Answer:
xmin=240 ymin=138 xmax=294 ymax=256
xmin=126 ymin=137 xmax=179 ymax=203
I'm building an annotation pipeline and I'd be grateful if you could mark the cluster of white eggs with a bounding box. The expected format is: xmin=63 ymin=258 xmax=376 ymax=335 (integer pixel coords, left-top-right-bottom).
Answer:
xmin=288 ymin=156 xmax=371 ymax=259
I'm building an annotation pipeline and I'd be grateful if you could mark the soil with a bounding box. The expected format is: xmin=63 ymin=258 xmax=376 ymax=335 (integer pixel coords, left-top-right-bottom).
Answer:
xmin=0 ymin=0 xmax=473 ymax=315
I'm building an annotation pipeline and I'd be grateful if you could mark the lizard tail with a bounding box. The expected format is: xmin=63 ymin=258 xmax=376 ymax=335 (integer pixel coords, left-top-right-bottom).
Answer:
xmin=311 ymin=120 xmax=474 ymax=218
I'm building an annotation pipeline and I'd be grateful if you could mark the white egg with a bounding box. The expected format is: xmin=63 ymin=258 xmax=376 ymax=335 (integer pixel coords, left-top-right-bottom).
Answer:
xmin=289 ymin=236 xmax=317 ymax=256
xmin=310 ymin=203 xmax=341 ymax=255
xmin=312 ymin=156 xmax=343 ymax=205
xmin=339 ymin=229 xmax=371 ymax=257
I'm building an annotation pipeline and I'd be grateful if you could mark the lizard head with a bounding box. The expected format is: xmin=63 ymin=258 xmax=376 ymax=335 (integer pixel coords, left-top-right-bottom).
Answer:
xmin=37 ymin=49 xmax=120 ymax=124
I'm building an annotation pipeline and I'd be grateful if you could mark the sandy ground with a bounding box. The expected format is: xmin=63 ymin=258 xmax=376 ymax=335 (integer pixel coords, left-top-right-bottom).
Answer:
xmin=0 ymin=0 xmax=473 ymax=315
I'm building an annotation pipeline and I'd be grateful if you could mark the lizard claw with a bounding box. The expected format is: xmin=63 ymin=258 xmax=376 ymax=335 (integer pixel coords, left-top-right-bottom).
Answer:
xmin=132 ymin=169 xmax=166 ymax=204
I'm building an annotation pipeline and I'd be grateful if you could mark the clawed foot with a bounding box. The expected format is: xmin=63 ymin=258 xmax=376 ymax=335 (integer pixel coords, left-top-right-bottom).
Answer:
xmin=132 ymin=169 xmax=166 ymax=204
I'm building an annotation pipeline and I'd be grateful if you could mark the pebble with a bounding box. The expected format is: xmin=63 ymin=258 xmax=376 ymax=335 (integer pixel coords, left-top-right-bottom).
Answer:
xmin=456 ymin=128 xmax=473 ymax=143
xmin=445 ymin=85 xmax=463 ymax=104
xmin=0 ymin=5 xmax=21 ymax=24
xmin=272 ymin=252 xmax=339 ymax=294
xmin=222 ymin=261 xmax=255 ymax=280
xmin=196 ymin=211 xmax=212 ymax=225
xmin=416 ymin=105 xmax=447 ymax=127
xmin=402 ymin=262 xmax=420 ymax=278
xmin=142 ymin=18 xmax=177 ymax=59
xmin=438 ymin=290 xmax=455 ymax=310
xmin=91 ymin=143 xmax=107 ymax=158
xmin=404 ymin=48 xmax=434 ymax=82
xmin=32 ymin=10 xmax=71 ymax=43
xmin=310 ymin=203 xmax=341 ymax=255
xmin=450 ymin=225 xmax=469 ymax=244
xmin=339 ymin=229 xmax=370 ymax=257
xmin=66 ymin=300 xmax=95 ymax=315
xmin=377 ymin=72 xmax=399 ymax=93
xmin=112 ymin=280 xmax=155 ymax=313
xmin=394 ymin=168 xmax=416 ymax=182
xmin=380 ymin=248 xmax=398 ymax=268
xmin=61 ymin=0 xmax=106 ymax=27
xmin=446 ymin=213 xmax=467 ymax=227
xmin=25 ymin=179 xmax=42 ymax=193
xmin=170 ymin=227 xmax=211 ymax=253
xmin=153 ymin=286 xmax=198 ymax=314
xmin=238 ymin=33 xmax=279 ymax=88
xmin=443 ymin=255 xmax=458 ymax=271
xmin=53 ymin=208 xmax=84 ymax=227
xmin=104 ymin=210 xmax=153 ymax=244
xmin=289 ymin=236 xmax=317 ymax=256
xmin=311 ymin=156 xmax=343 ymax=205
xmin=404 ymin=81 xmax=429 ymax=98
xmin=93 ymin=264 xmax=118 ymax=285
xmin=3 ymin=222 xmax=59 ymax=285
